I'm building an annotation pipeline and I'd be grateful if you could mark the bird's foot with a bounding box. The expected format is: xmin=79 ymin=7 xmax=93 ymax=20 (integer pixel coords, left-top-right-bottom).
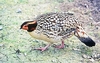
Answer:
xmin=54 ymin=44 xmax=64 ymax=49
xmin=54 ymin=40 xmax=65 ymax=49
xmin=34 ymin=47 xmax=47 ymax=52
xmin=34 ymin=44 xmax=50 ymax=52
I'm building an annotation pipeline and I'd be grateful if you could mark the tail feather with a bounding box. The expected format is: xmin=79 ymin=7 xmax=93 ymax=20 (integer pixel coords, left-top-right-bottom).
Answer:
xmin=77 ymin=36 xmax=95 ymax=47
xmin=74 ymin=27 xmax=96 ymax=47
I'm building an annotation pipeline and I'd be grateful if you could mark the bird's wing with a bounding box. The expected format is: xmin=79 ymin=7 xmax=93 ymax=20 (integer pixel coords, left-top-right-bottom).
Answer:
xmin=36 ymin=13 xmax=80 ymax=39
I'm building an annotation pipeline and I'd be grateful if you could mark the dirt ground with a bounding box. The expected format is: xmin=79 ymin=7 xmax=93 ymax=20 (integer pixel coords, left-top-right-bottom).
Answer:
xmin=0 ymin=0 xmax=100 ymax=63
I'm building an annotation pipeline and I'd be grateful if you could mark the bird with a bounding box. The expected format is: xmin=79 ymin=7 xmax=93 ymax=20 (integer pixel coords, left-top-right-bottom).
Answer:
xmin=20 ymin=12 xmax=95 ymax=51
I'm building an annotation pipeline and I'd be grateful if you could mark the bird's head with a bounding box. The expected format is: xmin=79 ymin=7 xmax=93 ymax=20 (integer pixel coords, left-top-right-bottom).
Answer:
xmin=20 ymin=20 xmax=37 ymax=32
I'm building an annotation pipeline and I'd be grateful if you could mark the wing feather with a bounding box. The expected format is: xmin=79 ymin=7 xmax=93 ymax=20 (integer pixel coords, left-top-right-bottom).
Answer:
xmin=35 ymin=13 xmax=81 ymax=39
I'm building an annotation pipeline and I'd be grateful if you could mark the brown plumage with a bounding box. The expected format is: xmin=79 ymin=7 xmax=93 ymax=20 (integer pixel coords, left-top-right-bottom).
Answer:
xmin=20 ymin=12 xmax=95 ymax=51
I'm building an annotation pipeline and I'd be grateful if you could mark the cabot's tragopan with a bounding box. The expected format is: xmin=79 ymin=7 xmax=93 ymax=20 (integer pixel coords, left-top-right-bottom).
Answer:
xmin=20 ymin=12 xmax=95 ymax=51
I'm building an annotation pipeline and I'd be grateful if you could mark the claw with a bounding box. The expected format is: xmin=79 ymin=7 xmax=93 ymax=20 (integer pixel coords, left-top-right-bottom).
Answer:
xmin=34 ymin=44 xmax=50 ymax=52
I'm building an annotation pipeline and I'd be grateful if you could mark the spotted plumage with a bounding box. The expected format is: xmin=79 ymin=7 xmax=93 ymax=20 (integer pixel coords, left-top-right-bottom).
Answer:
xmin=35 ymin=13 xmax=80 ymax=38
xmin=21 ymin=12 xmax=95 ymax=51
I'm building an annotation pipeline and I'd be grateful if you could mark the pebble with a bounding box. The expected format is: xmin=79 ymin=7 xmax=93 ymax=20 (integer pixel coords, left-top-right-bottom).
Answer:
xmin=89 ymin=58 xmax=95 ymax=62
xmin=73 ymin=48 xmax=80 ymax=51
xmin=82 ymin=54 xmax=91 ymax=59
xmin=16 ymin=8 xmax=22 ymax=13
xmin=82 ymin=54 xmax=88 ymax=58
xmin=0 ymin=44 xmax=4 ymax=47
xmin=0 ymin=25 xmax=3 ymax=30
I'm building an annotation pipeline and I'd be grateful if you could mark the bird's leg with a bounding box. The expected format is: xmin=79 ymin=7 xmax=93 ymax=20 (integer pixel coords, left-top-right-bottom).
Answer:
xmin=34 ymin=44 xmax=50 ymax=52
xmin=55 ymin=40 xmax=65 ymax=49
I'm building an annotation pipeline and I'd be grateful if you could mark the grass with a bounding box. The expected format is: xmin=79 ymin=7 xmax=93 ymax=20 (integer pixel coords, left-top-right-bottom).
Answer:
xmin=0 ymin=0 xmax=100 ymax=63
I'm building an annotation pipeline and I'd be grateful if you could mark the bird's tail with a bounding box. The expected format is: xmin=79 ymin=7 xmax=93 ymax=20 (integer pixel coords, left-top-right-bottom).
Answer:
xmin=74 ymin=26 xmax=95 ymax=47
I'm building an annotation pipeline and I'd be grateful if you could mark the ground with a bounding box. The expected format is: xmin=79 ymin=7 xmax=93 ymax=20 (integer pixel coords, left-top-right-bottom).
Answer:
xmin=0 ymin=0 xmax=100 ymax=63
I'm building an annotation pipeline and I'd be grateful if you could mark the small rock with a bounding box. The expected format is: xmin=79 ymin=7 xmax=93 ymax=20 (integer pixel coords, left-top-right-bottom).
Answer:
xmin=0 ymin=25 xmax=3 ymax=30
xmin=16 ymin=8 xmax=22 ymax=13
xmin=94 ymin=53 xmax=100 ymax=59
xmin=73 ymin=48 xmax=80 ymax=51
xmin=89 ymin=58 xmax=95 ymax=62
xmin=96 ymin=26 xmax=98 ymax=29
xmin=24 ymin=53 xmax=27 ymax=56
xmin=51 ymin=59 xmax=57 ymax=63
xmin=82 ymin=54 xmax=88 ymax=58
xmin=0 ymin=44 xmax=4 ymax=47
xmin=82 ymin=54 xmax=91 ymax=59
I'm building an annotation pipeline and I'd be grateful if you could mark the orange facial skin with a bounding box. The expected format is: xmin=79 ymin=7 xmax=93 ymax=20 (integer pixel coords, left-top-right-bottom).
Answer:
xmin=22 ymin=25 xmax=28 ymax=30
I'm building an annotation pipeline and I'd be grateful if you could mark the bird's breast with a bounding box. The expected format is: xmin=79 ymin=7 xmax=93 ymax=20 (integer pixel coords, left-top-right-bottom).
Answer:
xmin=28 ymin=30 xmax=61 ymax=44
